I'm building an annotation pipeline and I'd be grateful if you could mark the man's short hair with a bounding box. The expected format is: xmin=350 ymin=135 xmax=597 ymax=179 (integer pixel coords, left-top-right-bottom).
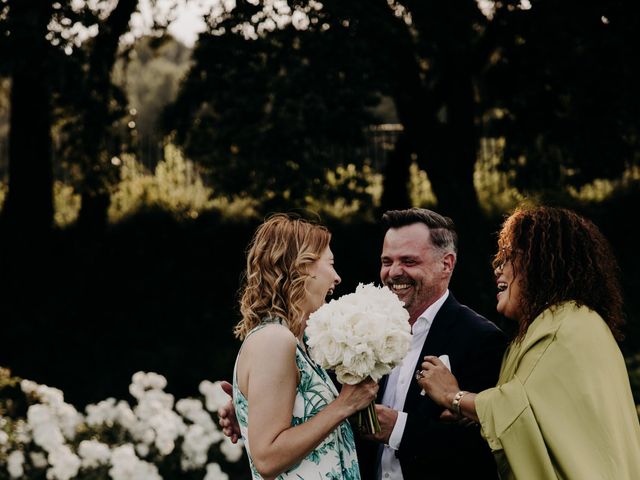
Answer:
xmin=382 ymin=208 xmax=458 ymax=254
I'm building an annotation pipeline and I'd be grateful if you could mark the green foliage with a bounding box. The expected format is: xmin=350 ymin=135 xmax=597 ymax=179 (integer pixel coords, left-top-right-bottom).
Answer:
xmin=54 ymin=182 xmax=81 ymax=227
xmin=568 ymin=166 xmax=640 ymax=203
xmin=485 ymin=0 xmax=640 ymax=192
xmin=307 ymin=163 xmax=382 ymax=222
xmin=108 ymin=144 xmax=258 ymax=223
xmin=164 ymin=2 xmax=382 ymax=212
xmin=0 ymin=77 xmax=8 ymax=139
xmin=474 ymin=139 xmax=524 ymax=217
xmin=408 ymin=162 xmax=436 ymax=208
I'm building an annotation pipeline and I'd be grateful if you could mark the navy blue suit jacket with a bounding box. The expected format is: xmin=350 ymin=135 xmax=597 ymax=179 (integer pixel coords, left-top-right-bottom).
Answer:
xmin=356 ymin=293 xmax=507 ymax=480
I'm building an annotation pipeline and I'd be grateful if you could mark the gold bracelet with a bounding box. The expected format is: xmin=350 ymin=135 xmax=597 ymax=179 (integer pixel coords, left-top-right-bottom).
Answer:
xmin=451 ymin=390 xmax=468 ymax=416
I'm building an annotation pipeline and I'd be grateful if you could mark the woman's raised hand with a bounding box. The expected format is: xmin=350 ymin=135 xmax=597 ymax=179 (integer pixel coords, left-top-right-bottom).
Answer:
xmin=416 ymin=355 xmax=460 ymax=408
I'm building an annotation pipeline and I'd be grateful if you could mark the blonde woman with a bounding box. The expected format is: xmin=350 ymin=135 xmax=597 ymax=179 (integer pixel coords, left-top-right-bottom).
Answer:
xmin=232 ymin=214 xmax=378 ymax=480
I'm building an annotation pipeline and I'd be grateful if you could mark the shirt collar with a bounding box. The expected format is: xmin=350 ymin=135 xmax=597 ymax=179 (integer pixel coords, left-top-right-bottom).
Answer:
xmin=412 ymin=290 xmax=449 ymax=335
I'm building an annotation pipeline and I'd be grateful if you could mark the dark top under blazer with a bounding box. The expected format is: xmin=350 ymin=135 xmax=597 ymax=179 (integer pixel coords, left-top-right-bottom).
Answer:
xmin=356 ymin=293 xmax=507 ymax=480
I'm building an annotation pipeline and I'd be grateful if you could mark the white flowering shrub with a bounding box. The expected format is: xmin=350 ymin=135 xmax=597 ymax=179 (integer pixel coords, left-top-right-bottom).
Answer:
xmin=0 ymin=368 xmax=244 ymax=480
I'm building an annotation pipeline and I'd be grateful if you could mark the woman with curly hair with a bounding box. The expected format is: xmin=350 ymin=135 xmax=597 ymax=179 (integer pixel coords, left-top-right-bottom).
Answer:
xmin=416 ymin=205 xmax=640 ymax=479
xmin=232 ymin=214 xmax=378 ymax=480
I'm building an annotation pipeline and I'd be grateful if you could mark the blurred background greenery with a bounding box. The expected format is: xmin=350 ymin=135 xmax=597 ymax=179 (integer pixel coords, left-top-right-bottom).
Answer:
xmin=0 ymin=0 xmax=639 ymax=418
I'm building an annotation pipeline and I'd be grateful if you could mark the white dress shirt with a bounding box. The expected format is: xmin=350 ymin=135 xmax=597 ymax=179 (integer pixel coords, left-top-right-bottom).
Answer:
xmin=378 ymin=290 xmax=449 ymax=480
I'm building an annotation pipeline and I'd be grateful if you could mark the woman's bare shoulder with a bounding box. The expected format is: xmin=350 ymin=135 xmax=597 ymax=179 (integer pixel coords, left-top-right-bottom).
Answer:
xmin=242 ymin=322 xmax=297 ymax=356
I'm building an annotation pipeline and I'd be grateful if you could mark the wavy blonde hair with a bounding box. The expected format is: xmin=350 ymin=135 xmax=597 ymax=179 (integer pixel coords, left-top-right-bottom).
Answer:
xmin=234 ymin=214 xmax=331 ymax=340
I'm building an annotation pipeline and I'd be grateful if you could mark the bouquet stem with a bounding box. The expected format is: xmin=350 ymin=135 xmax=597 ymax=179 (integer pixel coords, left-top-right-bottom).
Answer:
xmin=354 ymin=401 xmax=380 ymax=434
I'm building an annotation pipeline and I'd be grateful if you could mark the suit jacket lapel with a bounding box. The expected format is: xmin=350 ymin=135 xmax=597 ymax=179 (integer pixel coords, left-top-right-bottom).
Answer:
xmin=403 ymin=294 xmax=459 ymax=410
xmin=378 ymin=374 xmax=389 ymax=402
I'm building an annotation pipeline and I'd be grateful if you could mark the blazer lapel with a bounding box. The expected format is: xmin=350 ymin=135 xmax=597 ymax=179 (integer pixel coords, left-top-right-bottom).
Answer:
xmin=403 ymin=294 xmax=459 ymax=410
xmin=378 ymin=374 xmax=389 ymax=402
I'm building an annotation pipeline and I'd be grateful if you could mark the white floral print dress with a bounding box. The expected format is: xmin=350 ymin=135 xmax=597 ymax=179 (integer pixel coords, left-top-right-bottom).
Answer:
xmin=233 ymin=319 xmax=361 ymax=480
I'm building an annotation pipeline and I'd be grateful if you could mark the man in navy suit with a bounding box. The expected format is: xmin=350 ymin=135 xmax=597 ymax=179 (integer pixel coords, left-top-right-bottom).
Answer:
xmin=218 ymin=208 xmax=506 ymax=479
xmin=357 ymin=208 xmax=506 ymax=480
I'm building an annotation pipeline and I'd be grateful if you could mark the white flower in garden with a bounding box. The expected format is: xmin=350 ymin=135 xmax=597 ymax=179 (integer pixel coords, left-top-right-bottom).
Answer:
xmin=55 ymin=403 xmax=82 ymax=440
xmin=306 ymin=283 xmax=411 ymax=384
xmin=180 ymin=424 xmax=208 ymax=470
xmin=7 ymin=450 xmax=25 ymax=478
xmin=20 ymin=379 xmax=39 ymax=395
xmin=109 ymin=444 xmax=162 ymax=480
xmin=36 ymin=385 xmax=65 ymax=407
xmin=46 ymin=445 xmax=81 ymax=480
xmin=154 ymin=434 xmax=175 ymax=456
xmin=78 ymin=439 xmax=111 ymax=468
xmin=135 ymin=442 xmax=149 ymax=458
xmin=30 ymin=451 xmax=49 ymax=469
xmin=220 ymin=436 xmax=244 ymax=462
xmin=86 ymin=397 xmax=137 ymax=430
xmin=115 ymin=400 xmax=137 ymax=430
xmin=22 ymin=381 xmax=65 ymax=409
xmin=149 ymin=409 xmax=185 ymax=455
xmin=86 ymin=397 xmax=118 ymax=426
xmin=204 ymin=462 xmax=230 ymax=480
xmin=22 ymin=379 xmax=82 ymax=440
xmin=177 ymin=397 xmax=226 ymax=470
xmin=131 ymin=391 xmax=186 ymax=456
xmin=181 ymin=423 xmax=218 ymax=470
xmin=136 ymin=426 xmax=156 ymax=446
xmin=176 ymin=398 xmax=218 ymax=433
xmin=176 ymin=398 xmax=203 ymax=417
xmin=4 ymin=371 xmax=236 ymax=480
xmin=199 ymin=380 xmax=230 ymax=412
xmin=135 ymin=389 xmax=175 ymax=418
xmin=14 ymin=419 xmax=31 ymax=444
xmin=129 ymin=372 xmax=168 ymax=400
xmin=27 ymin=404 xmax=66 ymax=452
xmin=27 ymin=403 xmax=55 ymax=425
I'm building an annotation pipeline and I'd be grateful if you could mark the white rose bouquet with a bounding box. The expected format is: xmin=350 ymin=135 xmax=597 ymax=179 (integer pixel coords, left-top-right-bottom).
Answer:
xmin=306 ymin=283 xmax=411 ymax=433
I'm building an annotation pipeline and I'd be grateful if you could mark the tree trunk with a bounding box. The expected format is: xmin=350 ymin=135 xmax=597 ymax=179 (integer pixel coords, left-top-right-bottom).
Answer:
xmin=379 ymin=133 xmax=412 ymax=213
xmin=2 ymin=0 xmax=53 ymax=234
xmin=77 ymin=0 xmax=139 ymax=232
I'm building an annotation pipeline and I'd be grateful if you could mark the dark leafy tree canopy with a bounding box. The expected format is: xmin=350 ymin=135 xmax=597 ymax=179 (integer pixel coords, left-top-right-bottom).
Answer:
xmin=484 ymin=0 xmax=640 ymax=192
xmin=165 ymin=0 xmax=383 ymax=210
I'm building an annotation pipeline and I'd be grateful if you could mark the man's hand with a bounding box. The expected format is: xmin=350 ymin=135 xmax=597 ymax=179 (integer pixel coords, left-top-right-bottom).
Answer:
xmin=217 ymin=380 xmax=241 ymax=443
xmin=360 ymin=404 xmax=398 ymax=444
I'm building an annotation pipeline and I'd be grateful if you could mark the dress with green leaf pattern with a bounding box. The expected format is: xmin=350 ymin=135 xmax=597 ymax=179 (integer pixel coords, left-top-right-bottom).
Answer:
xmin=233 ymin=319 xmax=360 ymax=480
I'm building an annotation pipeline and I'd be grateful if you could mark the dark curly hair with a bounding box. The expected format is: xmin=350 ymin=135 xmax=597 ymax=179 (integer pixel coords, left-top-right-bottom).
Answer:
xmin=493 ymin=205 xmax=624 ymax=341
